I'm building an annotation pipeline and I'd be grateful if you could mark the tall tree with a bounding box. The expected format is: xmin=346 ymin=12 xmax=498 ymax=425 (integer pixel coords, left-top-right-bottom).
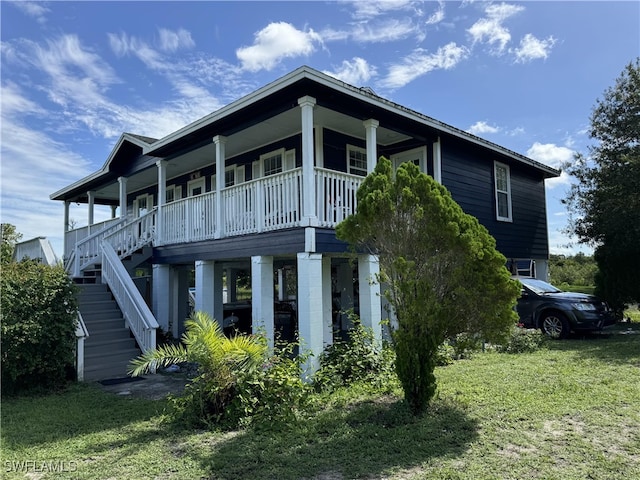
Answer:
xmin=564 ymin=59 xmax=640 ymax=313
xmin=1 ymin=224 xmax=22 ymax=265
xmin=337 ymin=158 xmax=520 ymax=414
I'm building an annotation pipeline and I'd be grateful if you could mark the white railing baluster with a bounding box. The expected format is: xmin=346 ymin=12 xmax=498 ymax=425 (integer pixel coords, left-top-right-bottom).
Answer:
xmin=315 ymin=168 xmax=363 ymax=227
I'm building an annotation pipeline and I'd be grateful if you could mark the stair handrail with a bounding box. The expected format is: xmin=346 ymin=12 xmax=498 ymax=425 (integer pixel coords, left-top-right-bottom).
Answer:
xmin=100 ymin=241 xmax=158 ymax=353
xmin=74 ymin=216 xmax=132 ymax=275
xmin=102 ymin=209 xmax=157 ymax=261
xmin=65 ymin=248 xmax=77 ymax=275
xmin=75 ymin=311 xmax=89 ymax=381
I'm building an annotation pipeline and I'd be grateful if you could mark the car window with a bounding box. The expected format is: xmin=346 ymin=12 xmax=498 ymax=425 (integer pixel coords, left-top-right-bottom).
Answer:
xmin=519 ymin=278 xmax=562 ymax=295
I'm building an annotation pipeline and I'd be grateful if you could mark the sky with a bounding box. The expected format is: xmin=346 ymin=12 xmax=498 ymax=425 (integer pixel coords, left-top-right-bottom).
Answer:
xmin=1 ymin=1 xmax=639 ymax=259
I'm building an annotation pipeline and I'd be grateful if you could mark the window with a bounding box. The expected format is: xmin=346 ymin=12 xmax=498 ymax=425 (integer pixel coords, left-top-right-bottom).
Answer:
xmin=494 ymin=162 xmax=512 ymax=222
xmin=133 ymin=194 xmax=153 ymax=217
xmin=166 ymin=185 xmax=181 ymax=203
xmin=261 ymin=149 xmax=284 ymax=177
xmin=187 ymin=177 xmax=205 ymax=196
xmin=347 ymin=145 xmax=367 ymax=177
xmin=225 ymin=168 xmax=235 ymax=187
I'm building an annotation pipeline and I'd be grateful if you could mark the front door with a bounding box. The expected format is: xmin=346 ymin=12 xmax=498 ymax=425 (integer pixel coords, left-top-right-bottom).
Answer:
xmin=391 ymin=147 xmax=427 ymax=173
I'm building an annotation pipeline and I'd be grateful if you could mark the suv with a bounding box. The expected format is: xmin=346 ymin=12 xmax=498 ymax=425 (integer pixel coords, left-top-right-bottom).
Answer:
xmin=515 ymin=277 xmax=615 ymax=338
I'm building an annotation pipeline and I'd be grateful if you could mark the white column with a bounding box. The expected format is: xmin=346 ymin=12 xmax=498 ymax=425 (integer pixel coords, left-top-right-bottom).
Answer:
xmin=214 ymin=135 xmax=226 ymax=239
xmin=87 ymin=191 xmax=95 ymax=227
xmin=536 ymin=259 xmax=549 ymax=282
xmin=277 ymin=268 xmax=285 ymax=301
xmin=252 ymin=256 xmax=274 ymax=348
xmin=433 ymin=136 xmax=442 ymax=183
xmin=297 ymin=252 xmax=324 ymax=378
xmin=118 ymin=177 xmax=128 ymax=218
xmin=152 ymin=264 xmax=171 ymax=331
xmin=156 ymin=160 xmax=167 ymax=245
xmin=298 ymin=96 xmax=317 ymax=226
xmin=195 ymin=260 xmax=215 ymax=321
xmin=363 ymin=119 xmax=379 ymax=174
xmin=322 ymin=256 xmax=333 ymax=347
xmin=63 ymin=201 xmax=70 ymax=259
xmin=358 ymin=254 xmax=382 ymax=343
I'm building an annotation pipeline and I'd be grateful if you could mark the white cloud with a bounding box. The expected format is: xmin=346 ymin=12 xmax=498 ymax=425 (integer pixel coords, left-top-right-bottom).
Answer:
xmin=467 ymin=121 xmax=500 ymax=135
xmin=527 ymin=142 xmax=574 ymax=188
xmin=347 ymin=0 xmax=420 ymax=20
xmin=351 ymin=17 xmax=420 ymax=43
xmin=426 ymin=1 xmax=445 ymax=25
xmin=158 ymin=28 xmax=195 ymax=53
xmin=236 ymin=22 xmax=321 ymax=72
xmin=380 ymin=42 xmax=469 ymax=89
xmin=9 ymin=0 xmax=50 ymax=24
xmin=467 ymin=2 xmax=524 ymax=54
xmin=513 ymin=33 xmax=556 ymax=63
xmin=323 ymin=58 xmax=377 ymax=85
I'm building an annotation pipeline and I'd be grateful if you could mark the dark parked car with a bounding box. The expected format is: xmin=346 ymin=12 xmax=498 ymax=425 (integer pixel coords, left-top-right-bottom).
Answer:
xmin=515 ymin=277 xmax=616 ymax=338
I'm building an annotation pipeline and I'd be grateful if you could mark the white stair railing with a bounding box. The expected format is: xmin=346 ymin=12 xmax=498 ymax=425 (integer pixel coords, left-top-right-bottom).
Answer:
xmin=74 ymin=216 xmax=131 ymax=275
xmin=101 ymin=242 xmax=158 ymax=353
xmin=75 ymin=312 xmax=89 ymax=381
xmin=103 ymin=210 xmax=157 ymax=259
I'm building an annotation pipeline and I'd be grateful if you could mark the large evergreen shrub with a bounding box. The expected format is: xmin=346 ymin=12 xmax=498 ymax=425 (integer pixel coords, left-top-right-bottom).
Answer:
xmin=1 ymin=260 xmax=78 ymax=394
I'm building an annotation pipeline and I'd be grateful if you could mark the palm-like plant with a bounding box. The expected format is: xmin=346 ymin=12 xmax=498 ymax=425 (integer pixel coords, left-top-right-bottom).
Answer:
xmin=128 ymin=311 xmax=267 ymax=378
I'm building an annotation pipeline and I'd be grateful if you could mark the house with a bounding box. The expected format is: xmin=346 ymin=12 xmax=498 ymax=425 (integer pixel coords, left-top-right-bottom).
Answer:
xmin=51 ymin=66 xmax=559 ymax=380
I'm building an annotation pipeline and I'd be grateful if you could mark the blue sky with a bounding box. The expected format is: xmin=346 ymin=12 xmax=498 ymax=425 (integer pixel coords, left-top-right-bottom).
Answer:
xmin=1 ymin=1 xmax=638 ymax=258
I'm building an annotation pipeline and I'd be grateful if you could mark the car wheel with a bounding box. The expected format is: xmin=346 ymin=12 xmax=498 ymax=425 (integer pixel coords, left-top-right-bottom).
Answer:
xmin=540 ymin=312 xmax=569 ymax=339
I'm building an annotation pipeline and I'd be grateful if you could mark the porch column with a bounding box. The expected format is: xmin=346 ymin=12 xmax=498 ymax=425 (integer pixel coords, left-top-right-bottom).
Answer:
xmin=152 ymin=264 xmax=171 ymax=332
xmin=363 ymin=119 xmax=379 ymax=174
xmin=213 ymin=135 xmax=226 ymax=239
xmin=298 ymin=96 xmax=317 ymax=226
xmin=252 ymin=256 xmax=274 ymax=348
xmin=195 ymin=260 xmax=224 ymax=323
xmin=173 ymin=267 xmax=191 ymax=338
xmin=63 ymin=201 xmax=70 ymax=260
xmin=226 ymin=268 xmax=237 ymax=302
xmin=322 ymin=256 xmax=333 ymax=347
xmin=87 ymin=190 xmax=95 ymax=227
xmin=110 ymin=205 xmax=117 ymax=219
xmin=277 ymin=268 xmax=285 ymax=301
xmin=358 ymin=254 xmax=382 ymax=343
xmin=156 ymin=160 xmax=167 ymax=245
xmin=433 ymin=136 xmax=442 ymax=183
xmin=118 ymin=176 xmax=128 ymax=218
xmin=297 ymin=252 xmax=324 ymax=378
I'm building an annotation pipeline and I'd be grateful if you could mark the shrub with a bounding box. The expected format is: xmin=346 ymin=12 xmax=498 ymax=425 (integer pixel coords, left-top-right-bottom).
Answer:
xmin=498 ymin=325 xmax=546 ymax=354
xmin=1 ymin=260 xmax=78 ymax=394
xmin=314 ymin=311 xmax=396 ymax=392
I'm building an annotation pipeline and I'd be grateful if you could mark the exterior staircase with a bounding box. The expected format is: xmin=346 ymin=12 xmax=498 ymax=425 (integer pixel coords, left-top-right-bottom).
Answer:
xmin=77 ymin=282 xmax=142 ymax=381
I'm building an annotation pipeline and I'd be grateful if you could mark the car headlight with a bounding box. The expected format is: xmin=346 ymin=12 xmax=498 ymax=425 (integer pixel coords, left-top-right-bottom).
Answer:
xmin=572 ymin=302 xmax=597 ymax=311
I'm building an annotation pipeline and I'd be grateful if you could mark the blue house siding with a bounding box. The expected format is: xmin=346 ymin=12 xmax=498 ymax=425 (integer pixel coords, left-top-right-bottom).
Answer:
xmin=441 ymin=139 xmax=550 ymax=260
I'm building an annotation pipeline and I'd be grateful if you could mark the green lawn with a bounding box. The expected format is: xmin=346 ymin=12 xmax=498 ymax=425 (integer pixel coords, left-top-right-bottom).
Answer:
xmin=2 ymin=325 xmax=639 ymax=480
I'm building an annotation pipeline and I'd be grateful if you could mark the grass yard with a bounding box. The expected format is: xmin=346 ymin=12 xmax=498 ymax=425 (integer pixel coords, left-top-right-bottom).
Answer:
xmin=2 ymin=324 xmax=639 ymax=480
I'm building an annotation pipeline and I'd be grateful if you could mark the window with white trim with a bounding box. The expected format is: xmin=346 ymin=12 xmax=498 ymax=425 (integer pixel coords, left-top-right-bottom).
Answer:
xmin=347 ymin=144 xmax=367 ymax=177
xmin=166 ymin=185 xmax=181 ymax=203
xmin=133 ymin=193 xmax=153 ymax=217
xmin=261 ymin=149 xmax=284 ymax=176
xmin=494 ymin=161 xmax=512 ymax=222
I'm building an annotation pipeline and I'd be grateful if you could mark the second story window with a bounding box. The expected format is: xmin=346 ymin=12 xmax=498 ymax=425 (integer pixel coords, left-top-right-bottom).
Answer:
xmin=494 ymin=161 xmax=512 ymax=222
xmin=261 ymin=149 xmax=284 ymax=176
xmin=347 ymin=145 xmax=367 ymax=177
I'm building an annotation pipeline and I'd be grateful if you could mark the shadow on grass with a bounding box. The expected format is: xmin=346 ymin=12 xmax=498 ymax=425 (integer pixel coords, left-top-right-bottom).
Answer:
xmin=545 ymin=323 xmax=640 ymax=364
xmin=190 ymin=396 xmax=478 ymax=480
xmin=0 ymin=383 xmax=164 ymax=448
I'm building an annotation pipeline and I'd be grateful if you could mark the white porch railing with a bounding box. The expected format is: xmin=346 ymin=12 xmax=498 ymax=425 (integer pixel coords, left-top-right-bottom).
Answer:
xmin=101 ymin=242 xmax=158 ymax=353
xmin=64 ymin=218 xmax=122 ymax=262
xmin=160 ymin=191 xmax=216 ymax=245
xmin=315 ymin=168 xmax=363 ymax=227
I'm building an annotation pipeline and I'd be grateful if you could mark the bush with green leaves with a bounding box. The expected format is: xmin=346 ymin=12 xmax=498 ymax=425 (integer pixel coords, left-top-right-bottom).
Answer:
xmin=497 ymin=325 xmax=546 ymax=354
xmin=314 ymin=312 xmax=396 ymax=393
xmin=130 ymin=311 xmax=310 ymax=429
xmin=1 ymin=260 xmax=78 ymax=394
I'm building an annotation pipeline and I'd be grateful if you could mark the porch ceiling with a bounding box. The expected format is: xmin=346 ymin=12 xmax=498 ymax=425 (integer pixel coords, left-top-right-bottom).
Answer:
xmin=86 ymin=106 xmax=410 ymax=203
